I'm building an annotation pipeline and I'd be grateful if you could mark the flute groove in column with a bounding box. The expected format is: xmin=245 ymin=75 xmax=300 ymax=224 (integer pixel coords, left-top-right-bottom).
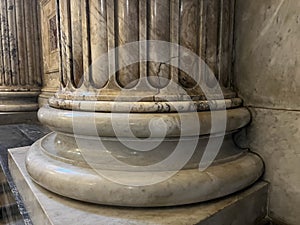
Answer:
xmin=89 ymin=0 xmax=109 ymax=89
xmin=116 ymin=0 xmax=140 ymax=89
xmin=147 ymin=0 xmax=171 ymax=88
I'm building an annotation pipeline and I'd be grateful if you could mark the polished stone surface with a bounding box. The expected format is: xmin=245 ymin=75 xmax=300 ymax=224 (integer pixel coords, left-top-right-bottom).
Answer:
xmin=235 ymin=0 xmax=300 ymax=110
xmin=0 ymin=123 xmax=51 ymax=225
xmin=26 ymin=0 xmax=264 ymax=207
xmin=26 ymin=103 xmax=264 ymax=207
xmin=0 ymin=0 xmax=41 ymax=83
xmin=39 ymin=0 xmax=60 ymax=106
xmin=55 ymin=0 xmax=235 ymax=95
xmin=40 ymin=0 xmax=59 ymax=73
xmin=26 ymin=138 xmax=264 ymax=206
xmin=247 ymin=108 xmax=300 ymax=225
xmin=0 ymin=91 xmax=40 ymax=123
xmin=0 ymin=124 xmax=50 ymax=166
xmin=38 ymin=106 xmax=250 ymax=137
xmin=0 ymin=0 xmax=42 ymax=113
xmin=10 ymin=146 xmax=269 ymax=225
xmin=234 ymin=1 xmax=300 ymax=224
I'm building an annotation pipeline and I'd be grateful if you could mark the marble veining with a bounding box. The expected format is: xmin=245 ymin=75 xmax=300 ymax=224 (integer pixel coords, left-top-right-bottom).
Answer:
xmin=0 ymin=0 xmax=41 ymax=113
xmin=55 ymin=0 xmax=235 ymax=95
xmin=0 ymin=0 xmax=41 ymax=87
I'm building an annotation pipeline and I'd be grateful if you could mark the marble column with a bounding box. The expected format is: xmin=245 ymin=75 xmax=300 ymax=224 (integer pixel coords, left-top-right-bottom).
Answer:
xmin=38 ymin=0 xmax=60 ymax=106
xmin=0 ymin=0 xmax=42 ymax=119
xmin=26 ymin=0 xmax=264 ymax=207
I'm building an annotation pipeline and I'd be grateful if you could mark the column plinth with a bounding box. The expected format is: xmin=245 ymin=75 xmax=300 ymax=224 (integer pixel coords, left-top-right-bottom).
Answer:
xmin=26 ymin=0 xmax=264 ymax=207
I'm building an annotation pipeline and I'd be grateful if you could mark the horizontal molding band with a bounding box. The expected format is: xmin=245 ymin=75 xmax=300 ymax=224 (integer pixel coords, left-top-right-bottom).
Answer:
xmin=38 ymin=106 xmax=251 ymax=138
xmin=49 ymin=98 xmax=243 ymax=113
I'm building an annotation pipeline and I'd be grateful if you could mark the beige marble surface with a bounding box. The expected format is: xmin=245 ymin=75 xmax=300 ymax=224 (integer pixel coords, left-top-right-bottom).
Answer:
xmin=89 ymin=0 xmax=109 ymax=89
xmin=25 ymin=135 xmax=263 ymax=207
xmin=235 ymin=0 xmax=300 ymax=110
xmin=116 ymin=0 xmax=140 ymax=88
xmin=234 ymin=1 xmax=300 ymax=224
xmin=39 ymin=0 xmax=60 ymax=106
xmin=49 ymin=97 xmax=243 ymax=112
xmin=247 ymin=108 xmax=300 ymax=225
xmin=0 ymin=0 xmax=41 ymax=113
xmin=27 ymin=0 xmax=264 ymax=209
xmin=38 ymin=106 xmax=251 ymax=137
xmin=55 ymin=0 xmax=235 ymax=93
xmin=9 ymin=146 xmax=269 ymax=225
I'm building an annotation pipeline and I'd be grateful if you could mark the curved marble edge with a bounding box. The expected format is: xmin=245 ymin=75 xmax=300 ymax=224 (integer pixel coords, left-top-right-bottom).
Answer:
xmin=25 ymin=146 xmax=264 ymax=207
xmin=37 ymin=132 xmax=246 ymax=171
xmin=49 ymin=97 xmax=243 ymax=112
xmin=38 ymin=106 xmax=251 ymax=137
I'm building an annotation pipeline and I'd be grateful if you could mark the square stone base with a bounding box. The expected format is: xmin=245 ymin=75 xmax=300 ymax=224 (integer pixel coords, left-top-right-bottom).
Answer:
xmin=8 ymin=147 xmax=269 ymax=225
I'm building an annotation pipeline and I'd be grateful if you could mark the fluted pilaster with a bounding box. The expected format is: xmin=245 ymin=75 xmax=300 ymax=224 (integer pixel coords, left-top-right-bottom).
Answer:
xmin=39 ymin=0 xmax=60 ymax=106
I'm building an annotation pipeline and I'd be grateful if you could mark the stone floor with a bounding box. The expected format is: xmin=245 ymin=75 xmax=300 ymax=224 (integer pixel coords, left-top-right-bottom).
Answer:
xmin=0 ymin=124 xmax=50 ymax=225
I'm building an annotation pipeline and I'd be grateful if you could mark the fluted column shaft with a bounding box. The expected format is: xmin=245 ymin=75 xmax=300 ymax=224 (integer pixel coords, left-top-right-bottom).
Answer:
xmin=0 ymin=0 xmax=41 ymax=113
xmin=52 ymin=0 xmax=235 ymax=101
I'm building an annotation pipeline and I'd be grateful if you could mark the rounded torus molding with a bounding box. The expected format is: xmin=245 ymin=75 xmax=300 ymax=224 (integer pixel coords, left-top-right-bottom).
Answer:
xmin=26 ymin=102 xmax=264 ymax=206
xmin=27 ymin=141 xmax=263 ymax=207
xmin=0 ymin=90 xmax=40 ymax=112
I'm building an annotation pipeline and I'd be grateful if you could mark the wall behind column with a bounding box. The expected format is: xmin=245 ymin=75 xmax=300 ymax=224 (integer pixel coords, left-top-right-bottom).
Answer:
xmin=234 ymin=0 xmax=300 ymax=224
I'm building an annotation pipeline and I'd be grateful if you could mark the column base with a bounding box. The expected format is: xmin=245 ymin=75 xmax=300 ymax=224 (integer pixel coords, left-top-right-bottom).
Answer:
xmin=0 ymin=91 xmax=40 ymax=124
xmin=9 ymin=146 xmax=268 ymax=225
xmin=0 ymin=91 xmax=40 ymax=111
xmin=25 ymin=136 xmax=264 ymax=207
